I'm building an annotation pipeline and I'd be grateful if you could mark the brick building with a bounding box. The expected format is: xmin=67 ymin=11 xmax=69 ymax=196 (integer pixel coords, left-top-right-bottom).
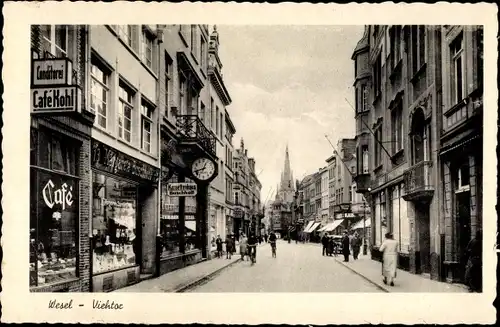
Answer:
xmin=30 ymin=25 xmax=94 ymax=292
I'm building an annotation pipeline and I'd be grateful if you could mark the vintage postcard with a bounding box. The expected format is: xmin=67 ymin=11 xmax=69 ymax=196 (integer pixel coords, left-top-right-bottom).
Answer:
xmin=1 ymin=1 xmax=497 ymax=324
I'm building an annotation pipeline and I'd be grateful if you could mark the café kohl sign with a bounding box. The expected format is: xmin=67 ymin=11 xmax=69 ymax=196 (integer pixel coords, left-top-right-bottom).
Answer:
xmin=30 ymin=57 xmax=81 ymax=114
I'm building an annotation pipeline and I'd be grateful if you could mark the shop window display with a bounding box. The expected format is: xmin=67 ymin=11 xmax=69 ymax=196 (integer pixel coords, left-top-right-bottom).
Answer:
xmin=30 ymin=129 xmax=79 ymax=288
xmin=160 ymin=174 xmax=181 ymax=257
xmin=92 ymin=173 xmax=138 ymax=274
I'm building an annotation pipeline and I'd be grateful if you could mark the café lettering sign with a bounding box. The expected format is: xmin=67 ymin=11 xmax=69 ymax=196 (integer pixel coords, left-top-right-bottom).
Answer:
xmin=167 ymin=183 xmax=198 ymax=197
xmin=92 ymin=140 xmax=160 ymax=183
xmin=43 ymin=179 xmax=74 ymax=211
xmin=31 ymin=86 xmax=81 ymax=114
xmin=31 ymin=58 xmax=73 ymax=86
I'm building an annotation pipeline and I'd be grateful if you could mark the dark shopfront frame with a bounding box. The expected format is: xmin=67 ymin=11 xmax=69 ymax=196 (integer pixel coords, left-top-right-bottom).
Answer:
xmin=156 ymin=170 xmax=206 ymax=276
xmin=29 ymin=121 xmax=90 ymax=293
xmin=90 ymin=139 xmax=159 ymax=292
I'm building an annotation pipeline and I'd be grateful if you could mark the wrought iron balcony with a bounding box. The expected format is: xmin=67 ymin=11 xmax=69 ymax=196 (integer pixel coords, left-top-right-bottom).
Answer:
xmin=403 ymin=160 xmax=434 ymax=202
xmin=176 ymin=115 xmax=216 ymax=157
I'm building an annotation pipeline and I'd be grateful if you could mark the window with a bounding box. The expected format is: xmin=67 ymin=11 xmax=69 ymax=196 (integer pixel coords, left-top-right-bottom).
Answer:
xmin=477 ymin=27 xmax=484 ymax=90
xmin=160 ymin=174 xmax=181 ymax=256
xmin=118 ymin=83 xmax=134 ymax=143
xmin=30 ymin=167 xmax=79 ymax=287
xmin=35 ymin=129 xmax=79 ymax=175
xmin=390 ymin=25 xmax=403 ymax=69
xmin=92 ymin=173 xmax=138 ymax=274
xmin=118 ymin=25 xmax=134 ymax=48
xmin=361 ymin=85 xmax=368 ymax=112
xmin=391 ymin=104 xmax=404 ymax=154
xmin=190 ymin=25 xmax=198 ymax=60
xmin=349 ymin=186 xmax=353 ymax=202
xmin=199 ymin=102 xmax=206 ymax=124
xmin=141 ymin=101 xmax=154 ymax=153
xmin=165 ymin=55 xmax=173 ymax=117
xmin=41 ymin=25 xmax=68 ymax=57
xmin=210 ymin=98 xmax=215 ymax=130
xmin=411 ymin=25 xmax=426 ymax=75
xmin=450 ymin=32 xmax=465 ymax=104
xmin=200 ymin=37 xmax=207 ymax=71
xmin=374 ymin=127 xmax=382 ymax=167
xmin=362 ymin=146 xmax=369 ymax=174
xmin=373 ymin=54 xmax=382 ymax=96
xmin=141 ymin=29 xmax=153 ymax=69
xmin=215 ymin=106 xmax=220 ymax=136
xmin=235 ymin=192 xmax=239 ymax=205
xmin=90 ymin=59 xmax=110 ymax=129
xmin=179 ymin=75 xmax=186 ymax=115
xmin=457 ymin=163 xmax=470 ymax=189
xmin=220 ymin=112 xmax=223 ymax=139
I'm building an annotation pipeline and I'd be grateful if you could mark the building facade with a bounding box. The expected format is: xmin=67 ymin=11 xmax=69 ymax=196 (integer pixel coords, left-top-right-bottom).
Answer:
xmin=320 ymin=167 xmax=329 ymax=225
xmin=439 ymin=25 xmax=483 ymax=283
xmin=332 ymin=138 xmax=357 ymax=232
xmin=206 ymin=26 xmax=234 ymax=249
xmin=351 ymin=25 xmax=482 ymax=284
xmin=30 ymin=25 xmax=95 ymax=292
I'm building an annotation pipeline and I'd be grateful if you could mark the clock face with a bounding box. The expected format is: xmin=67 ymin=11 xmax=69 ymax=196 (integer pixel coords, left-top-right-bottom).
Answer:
xmin=191 ymin=157 xmax=216 ymax=181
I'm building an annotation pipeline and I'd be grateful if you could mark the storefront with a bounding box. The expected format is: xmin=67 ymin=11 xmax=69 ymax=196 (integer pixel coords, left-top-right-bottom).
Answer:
xmin=90 ymin=139 xmax=159 ymax=292
xmin=157 ymin=172 xmax=206 ymax=275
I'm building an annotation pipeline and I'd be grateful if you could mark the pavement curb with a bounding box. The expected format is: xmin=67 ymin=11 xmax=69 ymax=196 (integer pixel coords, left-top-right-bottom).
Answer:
xmin=174 ymin=258 xmax=242 ymax=293
xmin=334 ymin=258 xmax=390 ymax=293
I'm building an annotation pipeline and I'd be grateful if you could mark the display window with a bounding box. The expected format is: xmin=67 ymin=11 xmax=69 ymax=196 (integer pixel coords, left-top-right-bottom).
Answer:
xmin=92 ymin=172 xmax=138 ymax=274
xmin=160 ymin=174 xmax=181 ymax=257
xmin=185 ymin=194 xmax=199 ymax=251
xmin=30 ymin=128 xmax=79 ymax=288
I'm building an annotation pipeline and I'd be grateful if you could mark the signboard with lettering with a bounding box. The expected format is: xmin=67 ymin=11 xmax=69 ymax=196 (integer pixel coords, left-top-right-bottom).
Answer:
xmin=31 ymin=58 xmax=73 ymax=86
xmin=91 ymin=140 xmax=160 ymax=183
xmin=335 ymin=213 xmax=357 ymax=219
xmin=31 ymin=86 xmax=81 ymax=114
xmin=167 ymin=183 xmax=198 ymax=196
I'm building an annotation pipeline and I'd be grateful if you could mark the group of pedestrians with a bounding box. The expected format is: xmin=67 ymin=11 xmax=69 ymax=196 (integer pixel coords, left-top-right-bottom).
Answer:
xmin=321 ymin=234 xmax=338 ymax=256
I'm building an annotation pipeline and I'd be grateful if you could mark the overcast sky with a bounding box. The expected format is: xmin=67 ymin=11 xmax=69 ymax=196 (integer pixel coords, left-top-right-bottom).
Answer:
xmin=217 ymin=25 xmax=364 ymax=205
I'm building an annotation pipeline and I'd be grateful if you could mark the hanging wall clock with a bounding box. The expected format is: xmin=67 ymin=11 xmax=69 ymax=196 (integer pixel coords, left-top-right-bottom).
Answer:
xmin=191 ymin=157 xmax=217 ymax=182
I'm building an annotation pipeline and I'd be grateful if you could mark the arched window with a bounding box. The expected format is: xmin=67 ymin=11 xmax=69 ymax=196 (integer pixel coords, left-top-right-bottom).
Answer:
xmin=410 ymin=108 xmax=427 ymax=165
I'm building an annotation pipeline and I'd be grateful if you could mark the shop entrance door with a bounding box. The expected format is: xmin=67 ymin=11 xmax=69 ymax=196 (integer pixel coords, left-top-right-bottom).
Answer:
xmin=456 ymin=191 xmax=471 ymax=281
xmin=416 ymin=202 xmax=431 ymax=274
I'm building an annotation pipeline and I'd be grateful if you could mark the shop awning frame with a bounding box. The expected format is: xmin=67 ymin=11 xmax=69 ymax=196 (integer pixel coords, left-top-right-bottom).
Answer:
xmin=303 ymin=220 xmax=314 ymax=232
xmin=306 ymin=222 xmax=321 ymax=233
xmin=350 ymin=218 xmax=371 ymax=230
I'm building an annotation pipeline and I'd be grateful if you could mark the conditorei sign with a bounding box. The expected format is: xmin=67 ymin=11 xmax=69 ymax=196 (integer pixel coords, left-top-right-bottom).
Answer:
xmin=31 ymin=87 xmax=81 ymax=114
xmin=31 ymin=58 xmax=73 ymax=86
xmin=167 ymin=183 xmax=198 ymax=196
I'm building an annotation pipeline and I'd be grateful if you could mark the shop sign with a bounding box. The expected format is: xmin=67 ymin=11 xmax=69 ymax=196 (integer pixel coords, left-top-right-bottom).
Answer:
xmin=31 ymin=86 xmax=81 ymax=114
xmin=31 ymin=58 xmax=73 ymax=86
xmin=335 ymin=213 xmax=356 ymax=219
xmin=42 ymin=179 xmax=74 ymax=211
xmin=167 ymin=183 xmax=197 ymax=196
xmin=92 ymin=140 xmax=160 ymax=183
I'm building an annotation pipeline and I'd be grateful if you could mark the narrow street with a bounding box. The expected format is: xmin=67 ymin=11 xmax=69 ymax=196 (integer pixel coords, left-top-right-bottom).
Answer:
xmin=189 ymin=241 xmax=382 ymax=292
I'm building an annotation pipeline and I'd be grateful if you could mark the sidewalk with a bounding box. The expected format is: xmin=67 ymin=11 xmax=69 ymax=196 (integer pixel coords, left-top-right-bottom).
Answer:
xmin=334 ymin=254 xmax=469 ymax=293
xmin=115 ymin=256 xmax=241 ymax=293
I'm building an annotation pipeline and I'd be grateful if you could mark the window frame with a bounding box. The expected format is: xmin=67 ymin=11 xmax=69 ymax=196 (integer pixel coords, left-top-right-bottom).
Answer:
xmin=391 ymin=103 xmax=404 ymax=154
xmin=141 ymin=100 xmax=154 ymax=153
xmin=450 ymin=32 xmax=465 ymax=105
xmin=90 ymin=59 xmax=110 ymax=130
xmin=41 ymin=25 xmax=69 ymax=58
xmin=141 ymin=28 xmax=154 ymax=69
xmin=118 ymin=82 xmax=134 ymax=143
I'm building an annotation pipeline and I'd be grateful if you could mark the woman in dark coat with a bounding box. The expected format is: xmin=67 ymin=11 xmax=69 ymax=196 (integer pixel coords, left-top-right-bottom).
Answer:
xmin=342 ymin=231 xmax=350 ymax=262
xmin=327 ymin=236 xmax=334 ymax=256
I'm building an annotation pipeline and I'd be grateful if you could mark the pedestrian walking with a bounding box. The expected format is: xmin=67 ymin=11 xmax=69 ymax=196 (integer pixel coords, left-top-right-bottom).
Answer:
xmin=239 ymin=233 xmax=248 ymax=261
xmin=342 ymin=231 xmax=350 ymax=262
xmin=321 ymin=234 xmax=328 ymax=256
xmin=216 ymin=235 xmax=223 ymax=258
xmin=231 ymin=234 xmax=237 ymax=254
xmin=225 ymin=234 xmax=234 ymax=259
xmin=351 ymin=232 xmax=362 ymax=260
xmin=379 ymin=232 xmax=398 ymax=286
xmin=264 ymin=234 xmax=268 ymax=243
xmin=464 ymin=229 xmax=482 ymax=292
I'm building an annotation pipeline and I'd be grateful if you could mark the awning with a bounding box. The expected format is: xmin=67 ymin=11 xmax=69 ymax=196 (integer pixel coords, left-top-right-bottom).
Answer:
xmin=320 ymin=219 xmax=344 ymax=232
xmin=350 ymin=218 xmax=371 ymax=230
xmin=306 ymin=222 xmax=321 ymax=233
xmin=440 ymin=134 xmax=480 ymax=157
xmin=303 ymin=221 xmax=314 ymax=232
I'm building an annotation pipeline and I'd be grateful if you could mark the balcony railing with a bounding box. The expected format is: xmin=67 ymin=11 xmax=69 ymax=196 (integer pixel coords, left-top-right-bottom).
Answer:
xmin=403 ymin=160 xmax=434 ymax=201
xmin=176 ymin=115 xmax=216 ymax=157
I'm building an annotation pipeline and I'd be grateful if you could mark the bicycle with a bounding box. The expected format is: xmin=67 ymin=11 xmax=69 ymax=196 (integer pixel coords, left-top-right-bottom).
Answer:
xmin=270 ymin=241 xmax=277 ymax=258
